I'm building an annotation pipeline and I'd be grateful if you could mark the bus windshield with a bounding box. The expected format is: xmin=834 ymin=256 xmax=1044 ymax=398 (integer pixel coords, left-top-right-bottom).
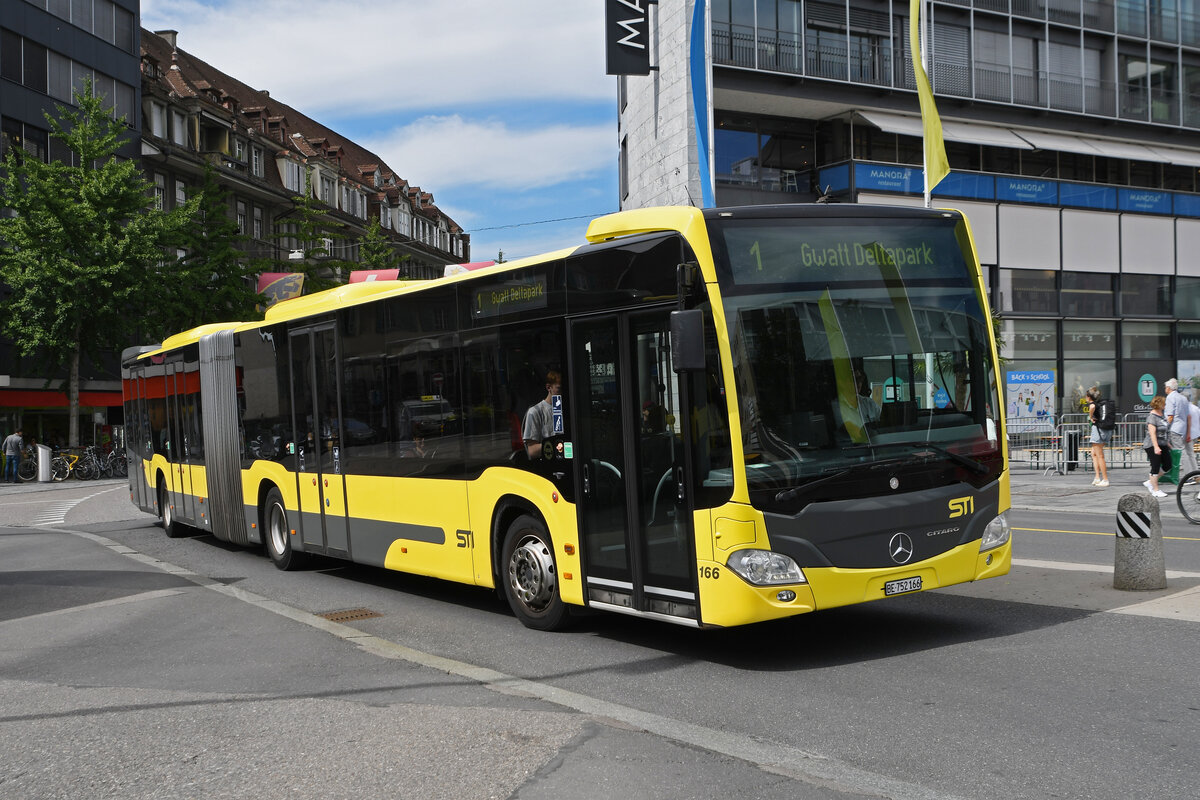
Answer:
xmin=707 ymin=213 xmax=1002 ymax=509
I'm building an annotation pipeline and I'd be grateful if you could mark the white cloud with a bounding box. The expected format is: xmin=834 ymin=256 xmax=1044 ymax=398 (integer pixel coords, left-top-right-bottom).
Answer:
xmin=141 ymin=0 xmax=611 ymax=115
xmin=362 ymin=115 xmax=614 ymax=191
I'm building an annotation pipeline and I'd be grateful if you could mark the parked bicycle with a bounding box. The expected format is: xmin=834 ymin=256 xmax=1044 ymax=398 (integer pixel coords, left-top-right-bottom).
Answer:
xmin=99 ymin=448 xmax=127 ymax=478
xmin=16 ymin=446 xmax=38 ymax=482
xmin=72 ymin=446 xmax=103 ymax=481
xmin=14 ymin=446 xmax=68 ymax=482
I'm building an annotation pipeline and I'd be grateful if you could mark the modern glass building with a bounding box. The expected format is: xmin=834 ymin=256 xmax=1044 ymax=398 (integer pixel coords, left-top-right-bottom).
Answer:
xmin=618 ymin=0 xmax=1200 ymax=416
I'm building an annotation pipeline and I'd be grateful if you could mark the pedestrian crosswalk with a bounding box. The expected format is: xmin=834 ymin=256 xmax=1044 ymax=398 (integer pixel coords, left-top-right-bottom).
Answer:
xmin=31 ymin=487 xmax=117 ymax=527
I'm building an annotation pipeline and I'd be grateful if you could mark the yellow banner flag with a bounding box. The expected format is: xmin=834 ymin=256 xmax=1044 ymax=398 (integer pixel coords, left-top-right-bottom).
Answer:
xmin=909 ymin=0 xmax=950 ymax=194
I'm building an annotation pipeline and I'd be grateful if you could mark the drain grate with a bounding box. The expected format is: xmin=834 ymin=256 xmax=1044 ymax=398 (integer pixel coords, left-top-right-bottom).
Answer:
xmin=317 ymin=608 xmax=382 ymax=622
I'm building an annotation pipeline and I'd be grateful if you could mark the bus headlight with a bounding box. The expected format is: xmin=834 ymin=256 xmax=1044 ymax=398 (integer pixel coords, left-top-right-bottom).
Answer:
xmin=726 ymin=549 xmax=806 ymax=586
xmin=980 ymin=511 xmax=1011 ymax=552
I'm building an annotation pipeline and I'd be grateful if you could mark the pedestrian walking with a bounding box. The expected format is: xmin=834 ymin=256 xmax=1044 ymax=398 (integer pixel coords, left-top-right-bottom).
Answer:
xmin=2 ymin=427 xmax=24 ymax=483
xmin=1185 ymin=389 xmax=1200 ymax=481
xmin=1165 ymin=378 xmax=1188 ymax=476
xmin=1085 ymin=386 xmax=1111 ymax=487
xmin=1143 ymin=396 xmax=1171 ymax=498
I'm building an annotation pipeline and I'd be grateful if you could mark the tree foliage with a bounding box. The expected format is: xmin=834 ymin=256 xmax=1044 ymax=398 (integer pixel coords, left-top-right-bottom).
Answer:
xmin=258 ymin=171 xmax=352 ymax=294
xmin=357 ymin=215 xmax=410 ymax=275
xmin=0 ymin=79 xmax=196 ymax=445
xmin=150 ymin=163 xmax=264 ymax=339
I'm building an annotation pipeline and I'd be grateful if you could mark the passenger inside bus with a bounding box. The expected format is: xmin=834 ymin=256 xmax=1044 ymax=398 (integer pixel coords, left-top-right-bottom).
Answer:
xmin=523 ymin=369 xmax=562 ymax=459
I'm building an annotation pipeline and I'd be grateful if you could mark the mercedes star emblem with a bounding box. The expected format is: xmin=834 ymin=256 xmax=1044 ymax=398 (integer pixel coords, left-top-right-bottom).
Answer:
xmin=889 ymin=477 xmax=900 ymax=490
xmin=889 ymin=532 xmax=914 ymax=564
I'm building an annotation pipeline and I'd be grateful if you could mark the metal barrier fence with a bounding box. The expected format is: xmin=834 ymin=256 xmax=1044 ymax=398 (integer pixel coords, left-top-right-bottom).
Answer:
xmin=1008 ymin=418 xmax=1153 ymax=474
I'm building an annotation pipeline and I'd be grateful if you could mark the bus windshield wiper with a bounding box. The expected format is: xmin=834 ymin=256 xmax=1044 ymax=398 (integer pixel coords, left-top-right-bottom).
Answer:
xmin=774 ymin=468 xmax=851 ymax=503
xmin=892 ymin=441 xmax=988 ymax=474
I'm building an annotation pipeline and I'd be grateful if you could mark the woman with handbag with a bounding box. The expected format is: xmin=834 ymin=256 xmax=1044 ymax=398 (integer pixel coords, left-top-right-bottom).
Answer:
xmin=1143 ymin=395 xmax=1171 ymax=497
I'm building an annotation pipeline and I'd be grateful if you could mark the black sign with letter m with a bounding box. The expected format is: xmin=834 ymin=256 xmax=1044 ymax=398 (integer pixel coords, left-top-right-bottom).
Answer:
xmin=605 ymin=0 xmax=651 ymax=75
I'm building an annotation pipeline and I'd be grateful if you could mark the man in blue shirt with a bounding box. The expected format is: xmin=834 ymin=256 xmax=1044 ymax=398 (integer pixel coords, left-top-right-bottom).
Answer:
xmin=1165 ymin=378 xmax=1189 ymax=469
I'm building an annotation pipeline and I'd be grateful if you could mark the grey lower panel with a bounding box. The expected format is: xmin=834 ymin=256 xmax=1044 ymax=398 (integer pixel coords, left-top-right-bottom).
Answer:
xmin=282 ymin=510 xmax=446 ymax=568
xmin=240 ymin=505 xmax=264 ymax=545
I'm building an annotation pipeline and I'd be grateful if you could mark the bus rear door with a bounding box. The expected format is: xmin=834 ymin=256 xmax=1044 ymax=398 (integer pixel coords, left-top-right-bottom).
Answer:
xmin=568 ymin=309 xmax=699 ymax=624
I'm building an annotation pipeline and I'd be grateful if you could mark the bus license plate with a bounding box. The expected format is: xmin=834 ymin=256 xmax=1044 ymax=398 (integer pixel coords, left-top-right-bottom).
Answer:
xmin=884 ymin=576 xmax=922 ymax=596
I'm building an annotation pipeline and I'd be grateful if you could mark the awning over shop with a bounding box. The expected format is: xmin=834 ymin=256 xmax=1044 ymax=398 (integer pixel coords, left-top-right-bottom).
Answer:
xmin=0 ymin=389 xmax=123 ymax=408
xmin=857 ymin=110 xmax=1200 ymax=166
xmin=858 ymin=110 xmax=1033 ymax=149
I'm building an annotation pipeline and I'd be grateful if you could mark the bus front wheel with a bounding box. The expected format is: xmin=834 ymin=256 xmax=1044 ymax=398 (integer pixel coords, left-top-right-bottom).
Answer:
xmin=263 ymin=487 xmax=306 ymax=571
xmin=501 ymin=515 xmax=570 ymax=631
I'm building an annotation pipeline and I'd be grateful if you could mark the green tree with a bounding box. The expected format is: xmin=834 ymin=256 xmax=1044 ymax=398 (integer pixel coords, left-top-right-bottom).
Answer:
xmin=262 ymin=170 xmax=352 ymax=294
xmin=357 ymin=215 xmax=411 ymax=276
xmin=152 ymin=163 xmax=264 ymax=339
xmin=0 ymin=79 xmax=196 ymax=446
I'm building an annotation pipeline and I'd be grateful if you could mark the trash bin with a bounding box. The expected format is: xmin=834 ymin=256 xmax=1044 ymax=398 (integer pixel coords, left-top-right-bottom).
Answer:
xmin=1064 ymin=429 xmax=1080 ymax=472
xmin=1160 ymin=448 xmax=1183 ymax=485
xmin=36 ymin=444 xmax=52 ymax=482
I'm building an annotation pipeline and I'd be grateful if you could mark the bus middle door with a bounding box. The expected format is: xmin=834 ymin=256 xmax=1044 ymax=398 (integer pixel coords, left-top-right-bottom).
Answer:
xmin=568 ymin=309 xmax=698 ymax=624
xmin=290 ymin=325 xmax=351 ymax=557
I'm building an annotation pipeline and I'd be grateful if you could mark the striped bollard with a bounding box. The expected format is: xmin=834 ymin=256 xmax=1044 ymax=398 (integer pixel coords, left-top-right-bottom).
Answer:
xmin=1114 ymin=494 xmax=1167 ymax=591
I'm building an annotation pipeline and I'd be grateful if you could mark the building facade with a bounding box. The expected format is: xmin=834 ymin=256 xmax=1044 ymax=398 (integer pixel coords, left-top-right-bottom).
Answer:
xmin=619 ymin=0 xmax=1200 ymax=417
xmin=1 ymin=5 xmax=467 ymax=444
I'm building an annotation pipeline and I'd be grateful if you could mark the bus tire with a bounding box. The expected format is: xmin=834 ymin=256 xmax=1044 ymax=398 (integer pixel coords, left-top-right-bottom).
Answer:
xmin=158 ymin=482 xmax=186 ymax=538
xmin=263 ymin=487 xmax=306 ymax=571
xmin=501 ymin=514 xmax=570 ymax=631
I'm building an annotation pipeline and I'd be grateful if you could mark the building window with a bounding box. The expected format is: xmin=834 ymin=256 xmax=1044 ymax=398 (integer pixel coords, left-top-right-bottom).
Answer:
xmin=149 ymin=102 xmax=166 ymax=138
xmin=1061 ymin=271 xmax=1114 ymax=316
xmin=175 ymin=179 xmax=187 ymax=208
xmin=1063 ymin=320 xmax=1117 ymax=358
xmin=236 ymin=201 xmax=247 ymax=235
xmin=1177 ymin=277 xmax=1200 ymax=318
xmin=233 ymin=138 xmax=246 ymax=162
xmin=283 ymin=160 xmax=304 ymax=193
xmin=253 ymin=206 xmax=263 ymax=240
xmin=1000 ymin=269 xmax=1057 ymax=313
xmin=320 ymin=175 xmax=335 ymax=205
xmin=1001 ymin=319 xmax=1058 ymax=362
xmin=171 ymin=110 xmax=188 ymax=147
xmin=1121 ymin=273 xmax=1172 ymax=315
xmin=154 ymin=173 xmax=165 ymax=211
xmin=1122 ymin=322 xmax=1172 ymax=358
xmin=251 ymin=147 xmax=263 ymax=177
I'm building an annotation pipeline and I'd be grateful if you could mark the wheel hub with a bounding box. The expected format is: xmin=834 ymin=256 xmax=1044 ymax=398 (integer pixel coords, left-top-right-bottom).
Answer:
xmin=508 ymin=535 xmax=556 ymax=611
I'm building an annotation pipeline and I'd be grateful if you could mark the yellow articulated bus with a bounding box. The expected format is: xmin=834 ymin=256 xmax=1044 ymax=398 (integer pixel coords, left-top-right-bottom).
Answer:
xmin=122 ymin=204 xmax=1011 ymax=630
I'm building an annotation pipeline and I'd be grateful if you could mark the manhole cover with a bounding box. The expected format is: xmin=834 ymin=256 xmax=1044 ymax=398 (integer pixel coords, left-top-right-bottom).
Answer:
xmin=317 ymin=608 xmax=382 ymax=622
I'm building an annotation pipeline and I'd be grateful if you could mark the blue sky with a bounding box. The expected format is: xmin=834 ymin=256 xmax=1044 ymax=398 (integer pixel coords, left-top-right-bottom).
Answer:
xmin=140 ymin=0 xmax=619 ymax=263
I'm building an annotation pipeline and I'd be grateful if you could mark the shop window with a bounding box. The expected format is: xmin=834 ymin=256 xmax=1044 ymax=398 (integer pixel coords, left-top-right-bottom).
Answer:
xmin=1122 ymin=322 xmax=1171 ymax=358
xmin=1062 ymin=320 xmax=1116 ymax=358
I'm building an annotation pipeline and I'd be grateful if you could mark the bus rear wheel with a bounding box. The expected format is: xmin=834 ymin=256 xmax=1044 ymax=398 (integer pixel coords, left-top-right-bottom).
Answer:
xmin=263 ymin=487 xmax=306 ymax=571
xmin=501 ymin=514 xmax=570 ymax=631
xmin=158 ymin=483 xmax=185 ymax=538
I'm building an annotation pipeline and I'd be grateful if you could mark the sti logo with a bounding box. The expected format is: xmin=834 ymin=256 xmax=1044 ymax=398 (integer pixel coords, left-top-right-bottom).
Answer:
xmin=948 ymin=496 xmax=974 ymax=518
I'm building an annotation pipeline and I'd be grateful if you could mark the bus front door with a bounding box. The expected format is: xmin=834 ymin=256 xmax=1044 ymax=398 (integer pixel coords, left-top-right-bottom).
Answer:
xmin=569 ymin=310 xmax=699 ymax=623
xmin=289 ymin=325 xmax=351 ymax=557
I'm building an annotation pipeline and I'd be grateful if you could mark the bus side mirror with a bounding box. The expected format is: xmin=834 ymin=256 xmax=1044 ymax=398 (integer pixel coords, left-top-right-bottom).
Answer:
xmin=671 ymin=310 xmax=705 ymax=373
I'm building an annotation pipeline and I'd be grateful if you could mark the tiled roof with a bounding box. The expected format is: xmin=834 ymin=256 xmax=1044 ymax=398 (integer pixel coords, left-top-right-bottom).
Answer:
xmin=140 ymin=28 xmax=463 ymax=234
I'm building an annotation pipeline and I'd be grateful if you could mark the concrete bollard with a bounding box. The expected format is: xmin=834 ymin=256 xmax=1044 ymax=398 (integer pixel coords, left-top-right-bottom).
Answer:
xmin=1114 ymin=493 xmax=1168 ymax=591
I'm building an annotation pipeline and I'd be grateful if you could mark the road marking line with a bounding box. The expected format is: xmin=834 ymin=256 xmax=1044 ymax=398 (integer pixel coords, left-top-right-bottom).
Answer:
xmin=1015 ymin=526 xmax=1200 ymax=542
xmin=64 ymin=528 xmax=971 ymax=800
xmin=1109 ymin=584 xmax=1200 ymax=622
xmin=31 ymin=486 xmax=125 ymax=527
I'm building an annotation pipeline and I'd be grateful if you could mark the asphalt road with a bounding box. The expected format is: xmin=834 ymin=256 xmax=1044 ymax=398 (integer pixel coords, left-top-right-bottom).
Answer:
xmin=1 ymin=479 xmax=1198 ymax=800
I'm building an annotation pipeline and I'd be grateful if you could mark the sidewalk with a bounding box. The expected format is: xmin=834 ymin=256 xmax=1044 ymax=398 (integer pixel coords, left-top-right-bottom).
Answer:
xmin=1009 ymin=459 xmax=1194 ymax=520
